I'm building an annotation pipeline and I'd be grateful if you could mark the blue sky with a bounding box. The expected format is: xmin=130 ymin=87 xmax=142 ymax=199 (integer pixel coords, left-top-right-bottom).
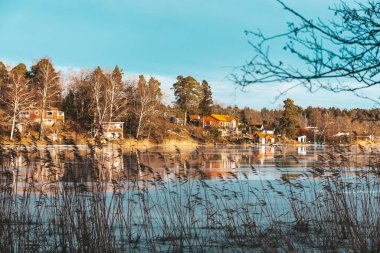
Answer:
xmin=0 ymin=0 xmax=378 ymax=109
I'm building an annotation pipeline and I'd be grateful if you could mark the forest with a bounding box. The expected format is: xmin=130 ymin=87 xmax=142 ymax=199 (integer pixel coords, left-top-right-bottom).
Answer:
xmin=0 ymin=58 xmax=379 ymax=144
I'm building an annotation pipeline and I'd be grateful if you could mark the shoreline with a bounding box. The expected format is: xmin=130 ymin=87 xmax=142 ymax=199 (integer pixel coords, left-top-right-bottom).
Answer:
xmin=2 ymin=140 xmax=380 ymax=151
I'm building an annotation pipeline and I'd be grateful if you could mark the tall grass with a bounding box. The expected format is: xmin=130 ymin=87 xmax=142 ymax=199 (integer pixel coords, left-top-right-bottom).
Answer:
xmin=0 ymin=140 xmax=379 ymax=252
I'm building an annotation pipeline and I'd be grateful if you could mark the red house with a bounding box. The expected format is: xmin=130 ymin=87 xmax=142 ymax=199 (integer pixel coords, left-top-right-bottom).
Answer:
xmin=20 ymin=107 xmax=65 ymax=126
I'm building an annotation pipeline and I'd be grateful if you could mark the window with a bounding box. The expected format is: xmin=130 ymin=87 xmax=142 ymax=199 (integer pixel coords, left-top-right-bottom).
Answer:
xmin=58 ymin=111 xmax=64 ymax=116
xmin=35 ymin=110 xmax=39 ymax=115
xmin=47 ymin=111 xmax=53 ymax=116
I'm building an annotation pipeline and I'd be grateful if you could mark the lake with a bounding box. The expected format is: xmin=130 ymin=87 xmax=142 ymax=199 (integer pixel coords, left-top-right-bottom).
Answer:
xmin=1 ymin=144 xmax=373 ymax=184
xmin=1 ymin=144 xmax=379 ymax=252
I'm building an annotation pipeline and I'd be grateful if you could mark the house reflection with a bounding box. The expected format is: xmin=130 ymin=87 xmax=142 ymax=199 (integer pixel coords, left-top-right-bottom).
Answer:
xmin=2 ymin=144 xmax=375 ymax=190
xmin=200 ymin=153 xmax=242 ymax=180
xmin=256 ymin=146 xmax=275 ymax=165
xmin=297 ymin=146 xmax=307 ymax=155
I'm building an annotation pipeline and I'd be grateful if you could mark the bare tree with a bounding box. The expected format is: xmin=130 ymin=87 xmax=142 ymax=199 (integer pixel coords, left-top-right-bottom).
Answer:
xmin=30 ymin=59 xmax=61 ymax=140
xmin=90 ymin=67 xmax=108 ymax=133
xmin=233 ymin=0 xmax=380 ymax=101
xmin=133 ymin=75 xmax=163 ymax=139
xmin=105 ymin=66 xmax=127 ymax=132
xmin=1 ymin=65 xmax=34 ymax=139
xmin=89 ymin=67 xmax=128 ymax=137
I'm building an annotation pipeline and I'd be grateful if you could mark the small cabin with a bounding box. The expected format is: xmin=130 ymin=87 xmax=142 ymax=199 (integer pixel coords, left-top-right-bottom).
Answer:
xmin=20 ymin=107 xmax=64 ymax=126
xmin=254 ymin=132 xmax=276 ymax=145
xmin=297 ymin=135 xmax=307 ymax=142
xmin=100 ymin=122 xmax=124 ymax=139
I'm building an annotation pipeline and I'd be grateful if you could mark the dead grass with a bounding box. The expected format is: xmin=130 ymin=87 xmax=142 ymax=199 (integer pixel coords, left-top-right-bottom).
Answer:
xmin=1 ymin=141 xmax=380 ymax=252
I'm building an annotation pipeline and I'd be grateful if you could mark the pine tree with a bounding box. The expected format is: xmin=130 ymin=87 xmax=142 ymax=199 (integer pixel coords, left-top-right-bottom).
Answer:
xmin=199 ymin=80 xmax=213 ymax=115
xmin=0 ymin=61 xmax=8 ymax=82
xmin=279 ymin=98 xmax=301 ymax=139
xmin=172 ymin=76 xmax=201 ymax=125
xmin=0 ymin=61 xmax=9 ymax=110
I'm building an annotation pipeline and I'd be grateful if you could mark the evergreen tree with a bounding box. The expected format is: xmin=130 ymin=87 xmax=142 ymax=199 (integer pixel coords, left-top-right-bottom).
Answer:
xmin=0 ymin=61 xmax=8 ymax=82
xmin=63 ymin=72 xmax=93 ymax=129
xmin=279 ymin=98 xmax=301 ymax=139
xmin=199 ymin=80 xmax=213 ymax=115
xmin=0 ymin=61 xmax=9 ymax=110
xmin=12 ymin=63 xmax=27 ymax=75
xmin=172 ymin=76 xmax=201 ymax=125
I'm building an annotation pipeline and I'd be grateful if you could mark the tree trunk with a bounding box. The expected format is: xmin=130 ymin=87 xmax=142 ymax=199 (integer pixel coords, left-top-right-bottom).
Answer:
xmin=184 ymin=110 xmax=187 ymax=126
xmin=38 ymin=100 xmax=45 ymax=141
xmin=10 ymin=109 xmax=17 ymax=140
xmin=136 ymin=110 xmax=144 ymax=140
xmin=38 ymin=109 xmax=44 ymax=140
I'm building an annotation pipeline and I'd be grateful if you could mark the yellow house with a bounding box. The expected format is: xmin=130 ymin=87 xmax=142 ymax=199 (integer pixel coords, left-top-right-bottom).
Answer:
xmin=208 ymin=114 xmax=238 ymax=129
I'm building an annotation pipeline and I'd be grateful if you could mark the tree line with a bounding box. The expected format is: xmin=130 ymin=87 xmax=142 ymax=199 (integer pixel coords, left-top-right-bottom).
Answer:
xmin=0 ymin=58 xmax=379 ymax=143
xmin=0 ymin=59 xmax=166 ymax=141
xmin=0 ymin=58 xmax=215 ymax=141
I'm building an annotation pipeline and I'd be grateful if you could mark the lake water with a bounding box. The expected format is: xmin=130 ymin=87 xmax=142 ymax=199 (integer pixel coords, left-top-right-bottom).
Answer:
xmin=1 ymin=144 xmax=379 ymax=252
xmin=1 ymin=144 xmax=374 ymax=185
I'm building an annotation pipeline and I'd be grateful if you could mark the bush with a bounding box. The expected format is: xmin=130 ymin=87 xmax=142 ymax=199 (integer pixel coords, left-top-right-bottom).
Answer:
xmin=206 ymin=126 xmax=221 ymax=139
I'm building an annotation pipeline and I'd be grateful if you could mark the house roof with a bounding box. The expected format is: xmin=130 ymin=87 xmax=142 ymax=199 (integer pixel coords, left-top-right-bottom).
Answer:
xmin=210 ymin=114 xmax=227 ymax=121
xmin=223 ymin=115 xmax=236 ymax=122
xmin=255 ymin=132 xmax=266 ymax=138
xmin=201 ymin=115 xmax=219 ymax=122
xmin=210 ymin=114 xmax=237 ymax=122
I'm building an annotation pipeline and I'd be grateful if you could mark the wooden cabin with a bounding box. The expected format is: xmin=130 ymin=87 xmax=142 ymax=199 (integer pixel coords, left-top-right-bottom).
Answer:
xmin=254 ymin=132 xmax=277 ymax=145
xmin=100 ymin=122 xmax=124 ymax=139
xmin=20 ymin=107 xmax=64 ymax=126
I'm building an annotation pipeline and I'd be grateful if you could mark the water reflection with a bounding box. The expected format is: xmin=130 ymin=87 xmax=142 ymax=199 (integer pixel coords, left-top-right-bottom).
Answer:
xmin=0 ymin=144 xmax=377 ymax=185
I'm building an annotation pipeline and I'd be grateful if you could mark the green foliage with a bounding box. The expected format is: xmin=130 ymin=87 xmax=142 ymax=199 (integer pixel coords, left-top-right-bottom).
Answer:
xmin=207 ymin=126 xmax=221 ymax=139
xmin=63 ymin=76 xmax=94 ymax=129
xmin=12 ymin=63 xmax=27 ymax=76
xmin=199 ymin=80 xmax=213 ymax=115
xmin=111 ymin=65 xmax=123 ymax=85
xmin=0 ymin=61 xmax=8 ymax=83
xmin=172 ymin=76 xmax=201 ymax=125
xmin=279 ymin=98 xmax=301 ymax=139
xmin=0 ymin=62 xmax=8 ymax=110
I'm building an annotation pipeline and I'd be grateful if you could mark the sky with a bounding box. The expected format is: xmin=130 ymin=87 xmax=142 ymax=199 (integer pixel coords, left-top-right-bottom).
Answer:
xmin=0 ymin=0 xmax=378 ymax=109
